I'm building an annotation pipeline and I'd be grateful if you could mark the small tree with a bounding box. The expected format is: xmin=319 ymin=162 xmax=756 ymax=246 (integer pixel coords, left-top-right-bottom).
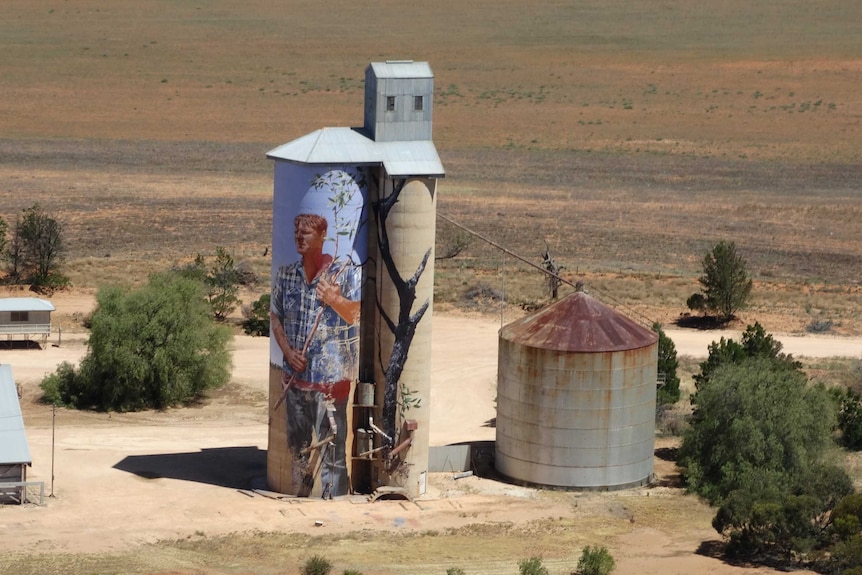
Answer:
xmin=301 ymin=555 xmax=332 ymax=575
xmin=40 ymin=272 xmax=233 ymax=411
xmin=174 ymin=249 xmax=242 ymax=321
xmin=693 ymin=240 xmax=752 ymax=322
xmin=4 ymin=204 xmax=68 ymax=290
xmin=206 ymin=246 xmax=241 ymax=321
xmin=0 ymin=216 xmax=7 ymax=263
xmin=518 ymin=557 xmax=548 ymax=575
xmin=3 ymin=216 xmax=25 ymax=283
xmin=577 ymin=546 xmax=616 ymax=575
xmin=241 ymin=293 xmax=271 ymax=336
xmin=652 ymin=323 xmax=681 ymax=406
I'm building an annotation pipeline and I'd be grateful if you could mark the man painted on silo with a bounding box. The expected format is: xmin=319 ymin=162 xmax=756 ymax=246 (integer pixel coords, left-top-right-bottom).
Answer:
xmin=270 ymin=169 xmax=363 ymax=497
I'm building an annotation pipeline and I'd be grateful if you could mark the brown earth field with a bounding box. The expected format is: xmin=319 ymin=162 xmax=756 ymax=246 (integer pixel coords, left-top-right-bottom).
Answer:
xmin=1 ymin=0 xmax=862 ymax=574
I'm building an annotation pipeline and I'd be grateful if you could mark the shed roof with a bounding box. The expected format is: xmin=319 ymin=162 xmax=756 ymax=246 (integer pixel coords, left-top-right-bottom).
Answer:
xmin=0 ymin=298 xmax=55 ymax=313
xmin=0 ymin=365 xmax=32 ymax=466
xmin=368 ymin=60 xmax=434 ymax=79
xmin=266 ymin=127 xmax=445 ymax=178
xmin=500 ymin=291 xmax=658 ymax=353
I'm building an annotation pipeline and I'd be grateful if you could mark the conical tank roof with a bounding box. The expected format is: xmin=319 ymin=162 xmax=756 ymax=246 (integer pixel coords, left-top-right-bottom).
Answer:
xmin=500 ymin=291 xmax=658 ymax=352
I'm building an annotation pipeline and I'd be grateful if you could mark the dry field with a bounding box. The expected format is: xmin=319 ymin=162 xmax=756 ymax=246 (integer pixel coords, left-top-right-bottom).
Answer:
xmin=1 ymin=0 xmax=861 ymax=573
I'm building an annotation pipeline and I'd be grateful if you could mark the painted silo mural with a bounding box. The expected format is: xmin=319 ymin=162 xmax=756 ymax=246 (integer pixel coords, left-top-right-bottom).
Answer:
xmin=268 ymin=165 xmax=368 ymax=498
xmin=266 ymin=61 xmax=444 ymax=499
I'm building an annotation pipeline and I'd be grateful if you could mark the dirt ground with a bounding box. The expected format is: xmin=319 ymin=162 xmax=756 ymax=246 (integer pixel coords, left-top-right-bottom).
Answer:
xmin=1 ymin=290 xmax=860 ymax=574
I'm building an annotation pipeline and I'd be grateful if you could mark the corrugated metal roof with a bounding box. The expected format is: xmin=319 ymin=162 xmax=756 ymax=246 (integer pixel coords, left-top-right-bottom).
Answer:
xmin=0 ymin=365 xmax=32 ymax=466
xmin=0 ymin=298 xmax=55 ymax=312
xmin=500 ymin=292 xmax=658 ymax=353
xmin=369 ymin=60 xmax=433 ymax=79
xmin=267 ymin=127 xmax=445 ymax=177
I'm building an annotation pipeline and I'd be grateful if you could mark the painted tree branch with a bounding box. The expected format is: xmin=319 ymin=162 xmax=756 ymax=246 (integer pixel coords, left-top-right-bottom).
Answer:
xmin=374 ymin=178 xmax=433 ymax=444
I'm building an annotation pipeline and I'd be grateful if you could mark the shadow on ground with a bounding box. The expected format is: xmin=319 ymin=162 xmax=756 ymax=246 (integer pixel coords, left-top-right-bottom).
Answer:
xmin=0 ymin=340 xmax=45 ymax=351
xmin=674 ymin=315 xmax=730 ymax=330
xmin=114 ymin=446 xmax=266 ymax=490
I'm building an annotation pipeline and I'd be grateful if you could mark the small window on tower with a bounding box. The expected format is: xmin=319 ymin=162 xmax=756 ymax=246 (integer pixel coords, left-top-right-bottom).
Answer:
xmin=386 ymin=96 xmax=396 ymax=112
xmin=414 ymin=95 xmax=424 ymax=111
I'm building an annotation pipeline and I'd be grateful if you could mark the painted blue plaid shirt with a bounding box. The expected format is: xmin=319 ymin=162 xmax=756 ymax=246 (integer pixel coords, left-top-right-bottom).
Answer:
xmin=272 ymin=259 xmax=361 ymax=384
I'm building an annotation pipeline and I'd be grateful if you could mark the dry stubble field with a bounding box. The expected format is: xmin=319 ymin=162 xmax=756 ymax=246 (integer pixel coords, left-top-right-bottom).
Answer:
xmin=1 ymin=0 xmax=862 ymax=573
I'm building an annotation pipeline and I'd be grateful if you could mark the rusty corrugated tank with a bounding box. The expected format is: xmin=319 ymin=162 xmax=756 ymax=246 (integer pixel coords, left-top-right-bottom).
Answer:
xmin=495 ymin=291 xmax=658 ymax=490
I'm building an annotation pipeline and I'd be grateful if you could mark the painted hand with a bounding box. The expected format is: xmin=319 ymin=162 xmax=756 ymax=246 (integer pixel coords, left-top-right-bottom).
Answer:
xmin=316 ymin=277 xmax=341 ymax=307
xmin=285 ymin=346 xmax=307 ymax=373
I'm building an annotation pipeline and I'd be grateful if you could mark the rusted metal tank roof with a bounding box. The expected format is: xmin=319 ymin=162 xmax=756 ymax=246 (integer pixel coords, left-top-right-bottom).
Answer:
xmin=500 ymin=292 xmax=658 ymax=352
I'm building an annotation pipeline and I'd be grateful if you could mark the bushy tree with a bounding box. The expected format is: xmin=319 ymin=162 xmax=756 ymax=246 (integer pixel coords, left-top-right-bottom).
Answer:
xmin=40 ymin=272 xmax=232 ymax=411
xmin=0 ymin=216 xmax=6 ymax=260
xmin=838 ymin=388 xmax=862 ymax=450
xmin=652 ymin=323 xmax=681 ymax=405
xmin=693 ymin=322 xmax=800 ymax=390
xmin=691 ymin=240 xmax=752 ymax=322
xmin=518 ymin=557 xmax=548 ymax=575
xmin=241 ymin=293 xmax=270 ymax=336
xmin=679 ymin=356 xmax=852 ymax=558
xmin=3 ymin=203 xmax=68 ymax=289
xmin=577 ymin=545 xmax=615 ymax=575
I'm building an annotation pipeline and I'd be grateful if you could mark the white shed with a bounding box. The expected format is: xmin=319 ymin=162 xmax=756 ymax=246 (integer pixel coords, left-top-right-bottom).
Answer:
xmin=0 ymin=365 xmax=32 ymax=504
xmin=0 ymin=298 xmax=55 ymax=347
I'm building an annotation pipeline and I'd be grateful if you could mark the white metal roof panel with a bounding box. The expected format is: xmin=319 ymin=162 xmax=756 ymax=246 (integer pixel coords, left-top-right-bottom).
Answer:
xmin=369 ymin=61 xmax=433 ymax=79
xmin=0 ymin=365 xmax=32 ymax=466
xmin=0 ymin=298 xmax=55 ymax=312
xmin=267 ymin=127 xmax=445 ymax=177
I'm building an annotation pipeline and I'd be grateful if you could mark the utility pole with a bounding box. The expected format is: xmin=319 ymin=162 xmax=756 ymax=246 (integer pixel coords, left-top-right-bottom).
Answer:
xmin=50 ymin=404 xmax=55 ymax=497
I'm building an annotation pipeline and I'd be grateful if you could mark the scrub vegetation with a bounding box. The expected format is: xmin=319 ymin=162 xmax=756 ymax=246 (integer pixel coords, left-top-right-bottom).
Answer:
xmin=1 ymin=0 xmax=862 ymax=573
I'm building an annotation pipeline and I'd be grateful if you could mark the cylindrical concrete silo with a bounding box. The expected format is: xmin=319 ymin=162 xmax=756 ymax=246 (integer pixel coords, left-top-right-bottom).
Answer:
xmin=495 ymin=291 xmax=658 ymax=490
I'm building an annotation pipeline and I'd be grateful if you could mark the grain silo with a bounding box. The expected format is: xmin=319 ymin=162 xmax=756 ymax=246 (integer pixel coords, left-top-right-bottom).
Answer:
xmin=495 ymin=291 xmax=658 ymax=490
xmin=266 ymin=61 xmax=443 ymax=499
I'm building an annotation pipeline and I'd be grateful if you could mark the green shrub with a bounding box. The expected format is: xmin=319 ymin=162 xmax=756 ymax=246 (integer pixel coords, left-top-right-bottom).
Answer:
xmin=518 ymin=556 xmax=548 ymax=575
xmin=302 ymin=555 xmax=332 ymax=575
xmin=446 ymin=568 xmax=466 ymax=575
xmin=241 ymin=293 xmax=270 ymax=336
xmin=577 ymin=545 xmax=616 ymax=575
xmin=343 ymin=570 xmax=364 ymax=575
xmin=39 ymin=273 xmax=233 ymax=411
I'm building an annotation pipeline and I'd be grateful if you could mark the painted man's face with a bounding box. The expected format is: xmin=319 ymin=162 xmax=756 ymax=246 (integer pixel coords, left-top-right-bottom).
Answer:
xmin=294 ymin=223 xmax=325 ymax=256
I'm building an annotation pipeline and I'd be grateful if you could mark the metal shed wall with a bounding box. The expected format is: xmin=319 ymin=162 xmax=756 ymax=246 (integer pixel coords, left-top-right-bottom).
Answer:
xmin=364 ymin=62 xmax=433 ymax=142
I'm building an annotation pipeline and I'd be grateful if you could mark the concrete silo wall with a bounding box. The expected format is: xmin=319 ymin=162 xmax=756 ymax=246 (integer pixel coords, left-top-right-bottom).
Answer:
xmin=496 ymin=339 xmax=658 ymax=489
xmin=371 ymin=176 xmax=436 ymax=498
xmin=267 ymin=163 xmax=368 ymax=497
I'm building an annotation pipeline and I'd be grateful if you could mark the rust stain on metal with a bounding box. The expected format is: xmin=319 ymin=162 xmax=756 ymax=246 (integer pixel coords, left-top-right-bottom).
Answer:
xmin=500 ymin=292 xmax=657 ymax=353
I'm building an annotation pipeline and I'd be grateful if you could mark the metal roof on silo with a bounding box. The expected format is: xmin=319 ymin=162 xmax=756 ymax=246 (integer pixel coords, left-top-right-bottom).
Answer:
xmin=0 ymin=365 xmax=31 ymax=466
xmin=500 ymin=292 xmax=657 ymax=353
xmin=266 ymin=127 xmax=445 ymax=177
xmin=369 ymin=60 xmax=433 ymax=79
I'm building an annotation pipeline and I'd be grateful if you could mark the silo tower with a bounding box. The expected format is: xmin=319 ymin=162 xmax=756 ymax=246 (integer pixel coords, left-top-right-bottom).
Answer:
xmin=266 ymin=61 xmax=443 ymax=499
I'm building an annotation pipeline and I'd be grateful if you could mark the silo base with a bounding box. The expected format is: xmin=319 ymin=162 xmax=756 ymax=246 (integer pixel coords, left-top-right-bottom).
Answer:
xmin=493 ymin=469 xmax=654 ymax=492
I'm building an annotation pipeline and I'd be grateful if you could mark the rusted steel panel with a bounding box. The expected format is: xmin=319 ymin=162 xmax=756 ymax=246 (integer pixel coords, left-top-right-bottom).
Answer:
xmin=495 ymin=295 xmax=658 ymax=489
xmin=500 ymin=292 xmax=657 ymax=353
